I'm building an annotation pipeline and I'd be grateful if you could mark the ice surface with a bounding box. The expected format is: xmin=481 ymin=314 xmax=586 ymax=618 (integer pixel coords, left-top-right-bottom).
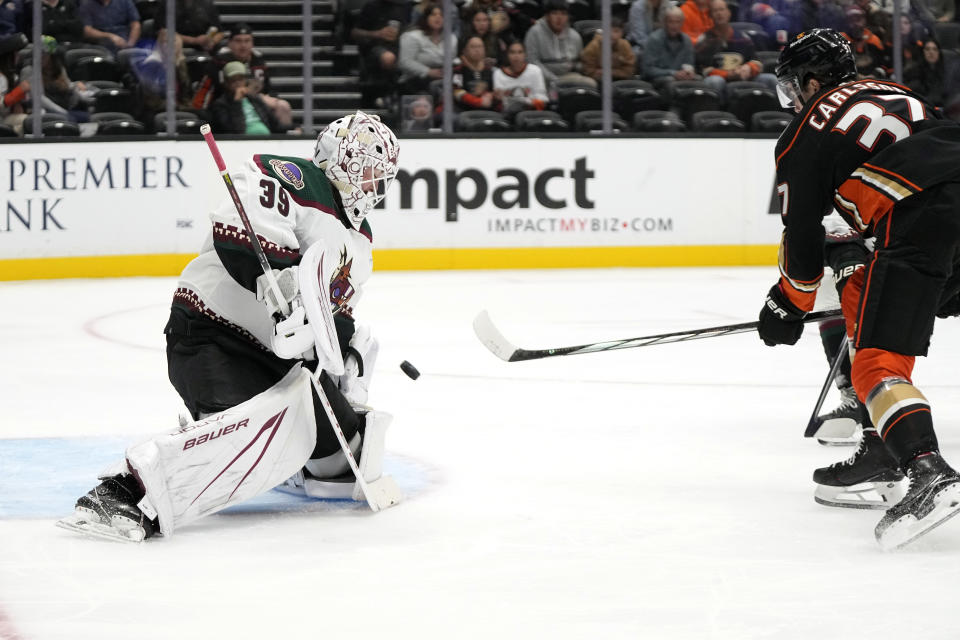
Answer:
xmin=2 ymin=268 xmax=960 ymax=639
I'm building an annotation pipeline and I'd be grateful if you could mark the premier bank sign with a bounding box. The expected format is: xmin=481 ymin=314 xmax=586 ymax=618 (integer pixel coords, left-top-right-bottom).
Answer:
xmin=2 ymin=155 xmax=189 ymax=233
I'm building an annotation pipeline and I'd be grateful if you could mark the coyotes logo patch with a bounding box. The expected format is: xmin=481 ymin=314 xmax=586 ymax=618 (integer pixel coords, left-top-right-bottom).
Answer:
xmin=329 ymin=248 xmax=356 ymax=316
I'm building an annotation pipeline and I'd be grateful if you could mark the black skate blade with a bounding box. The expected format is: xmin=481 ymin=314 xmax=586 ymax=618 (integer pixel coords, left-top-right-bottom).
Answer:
xmin=877 ymin=484 xmax=960 ymax=551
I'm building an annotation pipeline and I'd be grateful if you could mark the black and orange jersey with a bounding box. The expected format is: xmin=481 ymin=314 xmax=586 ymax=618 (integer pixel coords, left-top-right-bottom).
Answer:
xmin=773 ymin=77 xmax=960 ymax=311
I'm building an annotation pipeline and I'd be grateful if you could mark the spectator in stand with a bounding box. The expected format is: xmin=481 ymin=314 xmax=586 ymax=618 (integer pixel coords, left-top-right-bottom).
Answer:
xmin=905 ymin=38 xmax=960 ymax=108
xmin=695 ymin=0 xmax=777 ymax=99
xmin=580 ymin=17 xmax=637 ymax=81
xmin=399 ymin=3 xmax=455 ymax=92
xmin=738 ymin=0 xmax=794 ymax=47
xmin=210 ymin=59 xmax=284 ymax=134
xmin=461 ymin=0 xmax=524 ymax=42
xmin=154 ymin=0 xmax=222 ymax=52
xmin=452 ymin=35 xmax=500 ymax=111
xmin=0 ymin=32 xmax=29 ymax=132
xmin=524 ymin=0 xmax=594 ymax=89
xmin=627 ymin=0 xmax=671 ymax=55
xmin=642 ymin=5 xmax=698 ymax=91
xmin=842 ymin=5 xmax=889 ymax=77
xmin=136 ymin=30 xmax=196 ymax=124
xmin=493 ymin=40 xmax=548 ymax=118
xmin=209 ymin=24 xmax=292 ymax=129
xmin=463 ymin=8 xmax=512 ymax=67
xmin=21 ymin=36 xmax=94 ymax=121
xmin=0 ymin=0 xmax=22 ymax=36
xmin=795 ymin=0 xmax=848 ymax=35
xmin=680 ymin=0 xmax=712 ymax=45
xmin=78 ymin=0 xmax=140 ymax=51
xmin=850 ymin=0 xmax=891 ymax=43
xmin=891 ymin=14 xmax=926 ymax=76
xmin=350 ymin=0 xmax=414 ymax=106
xmin=23 ymin=0 xmax=85 ymax=44
xmin=911 ymin=0 xmax=954 ymax=31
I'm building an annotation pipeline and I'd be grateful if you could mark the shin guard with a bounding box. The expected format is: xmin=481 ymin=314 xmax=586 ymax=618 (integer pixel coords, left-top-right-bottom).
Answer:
xmin=866 ymin=378 xmax=938 ymax=468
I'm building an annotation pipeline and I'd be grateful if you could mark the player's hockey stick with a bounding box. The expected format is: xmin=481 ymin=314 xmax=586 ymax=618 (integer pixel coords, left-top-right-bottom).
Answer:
xmin=803 ymin=333 xmax=849 ymax=438
xmin=200 ymin=124 xmax=290 ymax=318
xmin=473 ymin=308 xmax=843 ymax=362
xmin=199 ymin=124 xmax=397 ymax=512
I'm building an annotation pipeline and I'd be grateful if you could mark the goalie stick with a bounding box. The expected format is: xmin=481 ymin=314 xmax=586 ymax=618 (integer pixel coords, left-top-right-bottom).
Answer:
xmin=473 ymin=308 xmax=843 ymax=362
xmin=200 ymin=124 xmax=398 ymax=513
xmin=803 ymin=333 xmax=849 ymax=438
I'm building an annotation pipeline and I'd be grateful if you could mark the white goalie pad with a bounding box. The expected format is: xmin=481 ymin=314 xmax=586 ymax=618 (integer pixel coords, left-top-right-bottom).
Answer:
xmin=125 ymin=364 xmax=318 ymax=537
xmin=299 ymin=241 xmax=345 ymax=376
xmin=280 ymin=411 xmax=397 ymax=502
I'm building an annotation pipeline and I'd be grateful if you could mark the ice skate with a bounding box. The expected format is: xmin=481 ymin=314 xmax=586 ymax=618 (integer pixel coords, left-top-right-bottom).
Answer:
xmin=813 ymin=429 xmax=905 ymax=509
xmin=875 ymin=453 xmax=960 ymax=550
xmin=56 ymin=474 xmax=157 ymax=543
xmin=813 ymin=387 xmax=863 ymax=446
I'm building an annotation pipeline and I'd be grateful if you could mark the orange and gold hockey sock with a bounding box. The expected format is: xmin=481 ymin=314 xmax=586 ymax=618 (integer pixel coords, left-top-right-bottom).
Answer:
xmin=865 ymin=379 xmax=938 ymax=467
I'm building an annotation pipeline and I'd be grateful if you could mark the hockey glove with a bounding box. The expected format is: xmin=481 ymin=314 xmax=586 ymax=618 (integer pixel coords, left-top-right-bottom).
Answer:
xmin=825 ymin=237 xmax=868 ymax=296
xmin=256 ymin=267 xmax=316 ymax=360
xmin=256 ymin=267 xmax=300 ymax=318
xmin=758 ymin=283 xmax=806 ymax=346
xmin=339 ymin=324 xmax=379 ymax=407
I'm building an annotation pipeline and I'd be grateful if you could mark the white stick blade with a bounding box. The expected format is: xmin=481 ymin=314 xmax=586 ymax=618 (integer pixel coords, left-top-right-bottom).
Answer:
xmin=472 ymin=311 xmax=519 ymax=361
xmin=353 ymin=475 xmax=402 ymax=510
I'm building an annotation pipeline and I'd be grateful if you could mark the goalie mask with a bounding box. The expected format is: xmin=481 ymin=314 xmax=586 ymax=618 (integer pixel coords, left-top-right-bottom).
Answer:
xmin=313 ymin=111 xmax=400 ymax=230
xmin=775 ymin=28 xmax=856 ymax=110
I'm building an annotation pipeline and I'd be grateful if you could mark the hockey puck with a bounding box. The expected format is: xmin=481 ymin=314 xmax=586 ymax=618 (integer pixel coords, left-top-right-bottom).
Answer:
xmin=400 ymin=360 xmax=420 ymax=380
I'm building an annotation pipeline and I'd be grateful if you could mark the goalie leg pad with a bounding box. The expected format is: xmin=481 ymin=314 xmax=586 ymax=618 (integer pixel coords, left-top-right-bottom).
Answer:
xmin=282 ymin=411 xmax=394 ymax=501
xmin=125 ymin=364 xmax=318 ymax=537
xmin=304 ymin=432 xmax=361 ymax=479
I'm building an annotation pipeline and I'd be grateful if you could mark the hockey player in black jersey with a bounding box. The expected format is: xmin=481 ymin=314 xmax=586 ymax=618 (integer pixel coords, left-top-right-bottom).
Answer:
xmin=756 ymin=29 xmax=960 ymax=549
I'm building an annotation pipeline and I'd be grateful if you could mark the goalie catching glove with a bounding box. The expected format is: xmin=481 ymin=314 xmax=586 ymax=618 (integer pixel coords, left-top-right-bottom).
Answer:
xmin=339 ymin=324 xmax=378 ymax=407
xmin=256 ymin=267 xmax=315 ymax=360
xmin=758 ymin=283 xmax=806 ymax=346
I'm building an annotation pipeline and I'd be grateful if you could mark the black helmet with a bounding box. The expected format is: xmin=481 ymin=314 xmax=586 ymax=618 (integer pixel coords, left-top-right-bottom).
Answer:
xmin=774 ymin=28 xmax=856 ymax=109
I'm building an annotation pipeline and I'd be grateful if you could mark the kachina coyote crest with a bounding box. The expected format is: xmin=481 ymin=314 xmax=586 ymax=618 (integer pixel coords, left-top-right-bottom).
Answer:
xmin=329 ymin=247 xmax=355 ymax=315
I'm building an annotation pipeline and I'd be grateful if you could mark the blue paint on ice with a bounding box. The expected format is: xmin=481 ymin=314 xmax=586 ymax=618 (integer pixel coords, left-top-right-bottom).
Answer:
xmin=0 ymin=436 xmax=433 ymax=519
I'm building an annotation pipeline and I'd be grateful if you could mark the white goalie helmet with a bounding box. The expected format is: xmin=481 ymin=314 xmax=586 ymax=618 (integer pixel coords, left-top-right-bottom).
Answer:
xmin=313 ymin=111 xmax=400 ymax=230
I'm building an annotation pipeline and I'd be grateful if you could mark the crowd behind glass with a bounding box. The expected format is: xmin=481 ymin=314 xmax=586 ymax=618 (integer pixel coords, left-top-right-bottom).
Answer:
xmin=0 ymin=0 xmax=957 ymax=137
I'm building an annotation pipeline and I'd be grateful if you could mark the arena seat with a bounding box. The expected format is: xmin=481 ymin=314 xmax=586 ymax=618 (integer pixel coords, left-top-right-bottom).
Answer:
xmin=632 ymin=110 xmax=686 ymax=132
xmin=514 ymin=110 xmax=570 ymax=132
xmin=691 ymin=110 xmax=746 ymax=132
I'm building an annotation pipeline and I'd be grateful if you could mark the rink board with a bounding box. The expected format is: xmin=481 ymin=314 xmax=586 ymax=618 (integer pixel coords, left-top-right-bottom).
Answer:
xmin=0 ymin=137 xmax=783 ymax=278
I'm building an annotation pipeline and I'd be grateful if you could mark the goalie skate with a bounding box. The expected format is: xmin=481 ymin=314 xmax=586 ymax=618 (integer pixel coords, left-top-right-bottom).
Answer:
xmin=56 ymin=474 xmax=157 ymax=543
xmin=876 ymin=453 xmax=960 ymax=551
xmin=813 ymin=388 xmax=863 ymax=446
xmin=56 ymin=511 xmax=147 ymax=544
xmin=813 ymin=429 xmax=905 ymax=509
